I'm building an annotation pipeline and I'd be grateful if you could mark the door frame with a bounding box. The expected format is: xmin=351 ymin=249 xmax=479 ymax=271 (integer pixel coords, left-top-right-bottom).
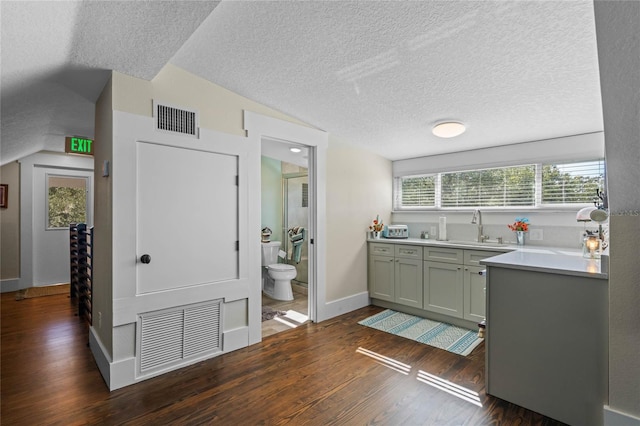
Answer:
xmin=244 ymin=111 xmax=328 ymax=343
xmin=18 ymin=152 xmax=94 ymax=290
xmin=33 ymin=166 xmax=94 ymax=286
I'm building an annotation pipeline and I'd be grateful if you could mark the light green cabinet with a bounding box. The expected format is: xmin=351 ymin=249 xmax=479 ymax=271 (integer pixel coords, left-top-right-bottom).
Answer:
xmin=369 ymin=242 xmax=500 ymax=324
xmin=369 ymin=243 xmax=423 ymax=308
xmin=463 ymin=265 xmax=486 ymax=322
xmin=368 ymin=254 xmax=395 ymax=301
xmin=423 ymin=260 xmax=464 ymax=317
xmin=423 ymin=248 xmax=495 ymax=321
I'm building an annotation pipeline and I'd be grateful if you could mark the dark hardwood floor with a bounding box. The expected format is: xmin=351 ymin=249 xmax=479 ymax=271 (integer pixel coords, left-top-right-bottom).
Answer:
xmin=1 ymin=291 xmax=565 ymax=425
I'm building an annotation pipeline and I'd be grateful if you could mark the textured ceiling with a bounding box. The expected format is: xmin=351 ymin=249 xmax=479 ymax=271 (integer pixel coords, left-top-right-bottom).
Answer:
xmin=1 ymin=1 xmax=220 ymax=165
xmin=1 ymin=0 xmax=603 ymax=165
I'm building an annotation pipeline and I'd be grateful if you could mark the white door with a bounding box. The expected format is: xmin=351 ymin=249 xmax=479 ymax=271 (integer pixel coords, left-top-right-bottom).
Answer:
xmin=136 ymin=142 xmax=238 ymax=294
xmin=33 ymin=167 xmax=93 ymax=286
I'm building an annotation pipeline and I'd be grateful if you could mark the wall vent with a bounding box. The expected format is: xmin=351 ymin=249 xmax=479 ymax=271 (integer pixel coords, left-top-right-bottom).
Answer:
xmin=139 ymin=300 xmax=222 ymax=375
xmin=153 ymin=100 xmax=199 ymax=138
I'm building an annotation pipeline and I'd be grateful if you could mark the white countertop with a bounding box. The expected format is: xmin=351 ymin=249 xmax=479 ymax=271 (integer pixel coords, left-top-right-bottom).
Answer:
xmin=367 ymin=237 xmax=608 ymax=279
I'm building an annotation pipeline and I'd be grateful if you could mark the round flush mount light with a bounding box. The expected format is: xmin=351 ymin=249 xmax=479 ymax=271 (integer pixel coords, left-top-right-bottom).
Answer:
xmin=290 ymin=147 xmax=302 ymax=153
xmin=432 ymin=121 xmax=466 ymax=138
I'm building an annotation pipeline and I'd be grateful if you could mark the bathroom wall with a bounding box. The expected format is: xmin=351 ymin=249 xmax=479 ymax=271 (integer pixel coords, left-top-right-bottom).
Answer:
xmin=283 ymin=173 xmax=308 ymax=285
xmin=261 ymin=156 xmax=283 ymax=244
xmin=261 ymin=156 xmax=309 ymax=285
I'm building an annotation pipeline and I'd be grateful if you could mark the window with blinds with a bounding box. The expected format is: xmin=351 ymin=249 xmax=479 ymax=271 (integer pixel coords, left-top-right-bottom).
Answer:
xmin=541 ymin=160 xmax=605 ymax=205
xmin=441 ymin=165 xmax=535 ymax=207
xmin=398 ymin=175 xmax=436 ymax=207
xmin=394 ymin=159 xmax=604 ymax=210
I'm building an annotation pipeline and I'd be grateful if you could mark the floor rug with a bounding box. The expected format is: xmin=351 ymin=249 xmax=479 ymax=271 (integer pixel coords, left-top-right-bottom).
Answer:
xmin=358 ymin=309 xmax=483 ymax=356
xmin=262 ymin=306 xmax=287 ymax=322
xmin=15 ymin=284 xmax=70 ymax=301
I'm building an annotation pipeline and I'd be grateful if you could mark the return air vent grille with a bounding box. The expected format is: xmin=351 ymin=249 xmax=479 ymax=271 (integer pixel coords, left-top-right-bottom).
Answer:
xmin=153 ymin=101 xmax=199 ymax=138
xmin=139 ymin=300 xmax=222 ymax=375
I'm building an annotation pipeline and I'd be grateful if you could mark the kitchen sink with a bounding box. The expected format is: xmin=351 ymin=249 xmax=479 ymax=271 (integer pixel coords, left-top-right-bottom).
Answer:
xmin=443 ymin=240 xmax=510 ymax=248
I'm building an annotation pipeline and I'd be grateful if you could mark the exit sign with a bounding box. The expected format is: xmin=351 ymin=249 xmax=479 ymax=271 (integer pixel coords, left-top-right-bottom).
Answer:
xmin=65 ymin=137 xmax=94 ymax=155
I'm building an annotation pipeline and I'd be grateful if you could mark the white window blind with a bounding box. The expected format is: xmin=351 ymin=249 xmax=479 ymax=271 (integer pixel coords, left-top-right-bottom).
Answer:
xmin=441 ymin=165 xmax=535 ymax=207
xmin=397 ymin=175 xmax=436 ymax=208
xmin=541 ymin=160 xmax=605 ymax=205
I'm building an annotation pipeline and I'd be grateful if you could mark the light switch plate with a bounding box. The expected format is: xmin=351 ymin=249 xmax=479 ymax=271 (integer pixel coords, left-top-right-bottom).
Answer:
xmin=530 ymin=229 xmax=543 ymax=240
xmin=430 ymin=226 xmax=437 ymax=236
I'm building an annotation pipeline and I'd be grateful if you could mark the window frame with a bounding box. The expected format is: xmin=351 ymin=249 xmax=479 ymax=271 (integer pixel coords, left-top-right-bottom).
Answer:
xmin=45 ymin=173 xmax=91 ymax=230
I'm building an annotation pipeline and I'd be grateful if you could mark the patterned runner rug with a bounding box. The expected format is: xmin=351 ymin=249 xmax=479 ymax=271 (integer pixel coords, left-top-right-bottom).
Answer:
xmin=358 ymin=309 xmax=483 ymax=356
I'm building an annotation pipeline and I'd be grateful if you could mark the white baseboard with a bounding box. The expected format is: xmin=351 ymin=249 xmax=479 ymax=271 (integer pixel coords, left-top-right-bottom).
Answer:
xmin=1 ymin=279 xmax=20 ymax=293
xmin=91 ymin=325 xmax=251 ymax=391
xmin=322 ymin=291 xmax=370 ymax=321
xmin=604 ymin=405 xmax=640 ymax=426
xmin=223 ymin=326 xmax=249 ymax=352
xmin=89 ymin=327 xmax=112 ymax=389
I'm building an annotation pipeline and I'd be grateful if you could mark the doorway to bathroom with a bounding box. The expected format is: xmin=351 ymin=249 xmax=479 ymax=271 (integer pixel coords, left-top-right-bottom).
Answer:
xmin=261 ymin=141 xmax=310 ymax=337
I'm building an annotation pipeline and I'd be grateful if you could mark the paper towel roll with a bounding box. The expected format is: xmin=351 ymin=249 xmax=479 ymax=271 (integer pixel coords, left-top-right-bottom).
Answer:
xmin=439 ymin=216 xmax=447 ymax=240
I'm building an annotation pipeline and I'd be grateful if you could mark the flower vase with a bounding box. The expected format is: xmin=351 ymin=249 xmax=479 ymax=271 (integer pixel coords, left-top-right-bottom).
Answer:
xmin=373 ymin=231 xmax=381 ymax=239
xmin=516 ymin=231 xmax=525 ymax=246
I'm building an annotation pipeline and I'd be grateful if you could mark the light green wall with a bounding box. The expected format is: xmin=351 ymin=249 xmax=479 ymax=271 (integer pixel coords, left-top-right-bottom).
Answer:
xmin=261 ymin=157 xmax=283 ymax=244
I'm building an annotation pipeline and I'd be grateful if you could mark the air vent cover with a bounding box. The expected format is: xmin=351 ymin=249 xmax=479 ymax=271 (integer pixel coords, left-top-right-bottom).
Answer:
xmin=139 ymin=299 xmax=222 ymax=375
xmin=153 ymin=101 xmax=199 ymax=138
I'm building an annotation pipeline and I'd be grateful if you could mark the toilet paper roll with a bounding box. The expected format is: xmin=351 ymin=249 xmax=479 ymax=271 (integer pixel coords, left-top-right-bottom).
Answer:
xmin=439 ymin=217 xmax=447 ymax=240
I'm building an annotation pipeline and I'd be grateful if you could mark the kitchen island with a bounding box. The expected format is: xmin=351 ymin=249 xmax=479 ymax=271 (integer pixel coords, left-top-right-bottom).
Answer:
xmin=481 ymin=250 xmax=608 ymax=426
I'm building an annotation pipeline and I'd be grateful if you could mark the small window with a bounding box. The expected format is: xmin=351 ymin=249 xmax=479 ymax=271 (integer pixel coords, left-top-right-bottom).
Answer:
xmin=47 ymin=175 xmax=88 ymax=229
xmin=542 ymin=160 xmax=605 ymax=205
xmin=396 ymin=175 xmax=436 ymax=209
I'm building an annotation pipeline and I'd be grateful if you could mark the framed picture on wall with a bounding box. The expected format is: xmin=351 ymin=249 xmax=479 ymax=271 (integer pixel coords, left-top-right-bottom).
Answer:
xmin=0 ymin=184 xmax=7 ymax=208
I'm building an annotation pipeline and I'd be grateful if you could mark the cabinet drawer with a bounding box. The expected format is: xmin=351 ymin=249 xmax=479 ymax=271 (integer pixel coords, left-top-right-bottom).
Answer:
xmin=423 ymin=247 xmax=464 ymax=264
xmin=394 ymin=245 xmax=423 ymax=259
xmin=369 ymin=243 xmax=393 ymax=255
xmin=464 ymin=250 xmax=499 ymax=266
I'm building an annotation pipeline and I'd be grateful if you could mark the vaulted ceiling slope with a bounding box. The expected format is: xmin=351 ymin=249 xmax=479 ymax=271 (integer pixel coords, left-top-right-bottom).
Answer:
xmin=0 ymin=1 xmax=220 ymax=165
xmin=1 ymin=1 xmax=603 ymax=165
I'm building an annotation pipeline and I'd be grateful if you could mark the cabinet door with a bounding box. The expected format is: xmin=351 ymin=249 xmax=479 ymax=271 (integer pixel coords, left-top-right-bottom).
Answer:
xmin=395 ymin=258 xmax=423 ymax=309
xmin=423 ymin=261 xmax=463 ymax=318
xmin=464 ymin=265 xmax=486 ymax=322
xmin=368 ymin=255 xmax=395 ymax=301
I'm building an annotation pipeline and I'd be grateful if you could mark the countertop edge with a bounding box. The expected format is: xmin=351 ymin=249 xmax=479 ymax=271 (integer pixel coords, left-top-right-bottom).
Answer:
xmin=367 ymin=237 xmax=608 ymax=280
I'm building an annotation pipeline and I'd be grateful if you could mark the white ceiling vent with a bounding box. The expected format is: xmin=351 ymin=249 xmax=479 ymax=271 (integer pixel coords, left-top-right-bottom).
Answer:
xmin=153 ymin=100 xmax=199 ymax=138
xmin=138 ymin=300 xmax=222 ymax=375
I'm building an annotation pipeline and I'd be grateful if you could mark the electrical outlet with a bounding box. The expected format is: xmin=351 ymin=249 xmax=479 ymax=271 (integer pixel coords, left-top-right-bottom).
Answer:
xmin=430 ymin=226 xmax=437 ymax=236
xmin=98 ymin=312 xmax=102 ymax=329
xmin=530 ymin=229 xmax=543 ymax=241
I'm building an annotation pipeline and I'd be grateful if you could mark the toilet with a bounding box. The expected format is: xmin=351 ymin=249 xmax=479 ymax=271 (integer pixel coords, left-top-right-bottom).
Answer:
xmin=261 ymin=241 xmax=296 ymax=301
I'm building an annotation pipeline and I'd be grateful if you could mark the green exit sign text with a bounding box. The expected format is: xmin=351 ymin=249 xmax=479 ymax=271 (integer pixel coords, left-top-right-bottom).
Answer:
xmin=65 ymin=137 xmax=94 ymax=155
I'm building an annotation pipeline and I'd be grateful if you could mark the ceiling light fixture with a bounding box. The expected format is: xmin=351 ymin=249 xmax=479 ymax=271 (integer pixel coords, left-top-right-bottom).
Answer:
xmin=432 ymin=121 xmax=466 ymax=138
xmin=290 ymin=147 xmax=302 ymax=153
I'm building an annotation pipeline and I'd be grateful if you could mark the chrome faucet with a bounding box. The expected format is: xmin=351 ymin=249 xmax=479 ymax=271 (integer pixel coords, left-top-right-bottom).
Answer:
xmin=471 ymin=209 xmax=489 ymax=242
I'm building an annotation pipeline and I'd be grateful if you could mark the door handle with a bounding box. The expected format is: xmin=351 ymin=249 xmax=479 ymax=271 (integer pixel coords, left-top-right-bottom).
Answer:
xmin=140 ymin=254 xmax=151 ymax=264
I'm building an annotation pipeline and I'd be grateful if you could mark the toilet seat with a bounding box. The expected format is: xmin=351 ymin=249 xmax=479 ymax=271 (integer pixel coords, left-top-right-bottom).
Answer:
xmin=268 ymin=264 xmax=295 ymax=271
